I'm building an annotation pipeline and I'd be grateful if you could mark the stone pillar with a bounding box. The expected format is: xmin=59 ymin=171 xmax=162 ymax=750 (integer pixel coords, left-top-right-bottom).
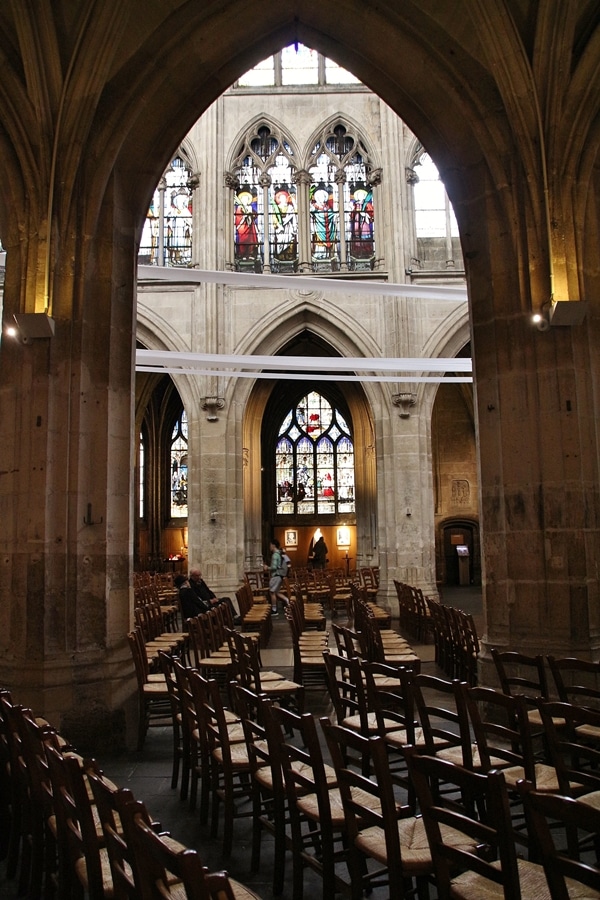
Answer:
xmin=466 ymin=179 xmax=600 ymax=681
xmin=0 ymin=181 xmax=137 ymax=750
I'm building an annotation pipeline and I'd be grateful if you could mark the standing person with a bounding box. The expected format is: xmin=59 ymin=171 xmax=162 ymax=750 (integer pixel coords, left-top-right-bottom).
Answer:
xmin=312 ymin=535 xmax=328 ymax=570
xmin=264 ymin=539 xmax=290 ymax=615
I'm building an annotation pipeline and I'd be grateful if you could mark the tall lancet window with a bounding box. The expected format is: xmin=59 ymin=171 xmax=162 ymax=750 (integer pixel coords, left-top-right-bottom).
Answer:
xmin=139 ymin=152 xmax=194 ymax=267
xmin=170 ymin=410 xmax=188 ymax=518
xmin=232 ymin=124 xmax=298 ymax=273
xmin=309 ymin=123 xmax=375 ymax=272
xmin=275 ymin=391 xmax=355 ymax=517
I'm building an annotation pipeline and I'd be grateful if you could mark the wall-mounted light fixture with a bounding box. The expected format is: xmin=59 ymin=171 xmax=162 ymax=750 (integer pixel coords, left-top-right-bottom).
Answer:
xmin=12 ymin=313 xmax=55 ymax=343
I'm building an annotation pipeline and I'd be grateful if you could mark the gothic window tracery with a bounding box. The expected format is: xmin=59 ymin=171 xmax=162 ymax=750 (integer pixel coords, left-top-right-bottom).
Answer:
xmin=139 ymin=152 xmax=194 ymax=267
xmin=230 ymin=121 xmax=376 ymax=273
xmin=275 ymin=391 xmax=355 ymax=517
xmin=170 ymin=410 xmax=188 ymax=518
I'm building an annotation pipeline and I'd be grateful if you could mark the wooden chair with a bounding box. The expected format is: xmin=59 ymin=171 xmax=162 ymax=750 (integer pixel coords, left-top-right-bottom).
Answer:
xmin=127 ymin=630 xmax=171 ymax=750
xmin=202 ymin=677 xmax=254 ymax=857
xmin=536 ymin=699 xmax=600 ymax=804
xmin=124 ymin=794 xmax=263 ymax=900
xmin=230 ymin=685 xmax=291 ymax=895
xmin=45 ymin=742 xmax=115 ymax=900
xmin=158 ymin=650 xmax=186 ymax=793
xmin=228 ymin=628 xmax=305 ymax=714
xmin=235 ymin=582 xmax=272 ymax=646
xmin=547 ymin=655 xmax=600 ymax=729
xmin=517 ymin=782 xmax=600 ymax=900
xmin=187 ymin=615 xmax=234 ymax=684
xmin=187 ymin=667 xmax=244 ymax=828
xmin=265 ymin=701 xmax=348 ymax=900
xmin=410 ymin=673 xmax=474 ymax=768
xmin=404 ymin=748 xmax=550 ymax=900
xmin=490 ymin=648 xmax=553 ymax=744
xmin=465 ymin=686 xmax=559 ymax=788
xmin=320 ymin=717 xmax=454 ymax=900
xmin=285 ymin=604 xmax=329 ymax=687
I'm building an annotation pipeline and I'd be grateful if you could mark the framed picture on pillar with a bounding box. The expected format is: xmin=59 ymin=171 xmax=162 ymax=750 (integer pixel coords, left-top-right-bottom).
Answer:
xmin=285 ymin=529 xmax=298 ymax=548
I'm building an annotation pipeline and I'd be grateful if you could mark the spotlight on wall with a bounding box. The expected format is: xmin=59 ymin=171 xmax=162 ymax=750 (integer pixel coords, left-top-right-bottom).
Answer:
xmin=531 ymin=312 xmax=550 ymax=332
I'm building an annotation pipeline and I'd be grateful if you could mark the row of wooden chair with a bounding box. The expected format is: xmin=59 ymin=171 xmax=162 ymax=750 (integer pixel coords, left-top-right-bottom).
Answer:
xmin=235 ymin=581 xmax=272 ymax=645
xmin=0 ymin=688 xmax=262 ymax=900
xmin=394 ymin=579 xmax=434 ymax=642
xmin=426 ymin=597 xmax=480 ymax=684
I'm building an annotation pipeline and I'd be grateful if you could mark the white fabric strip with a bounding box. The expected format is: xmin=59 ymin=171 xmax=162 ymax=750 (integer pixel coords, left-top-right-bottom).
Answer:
xmin=137 ymin=265 xmax=468 ymax=302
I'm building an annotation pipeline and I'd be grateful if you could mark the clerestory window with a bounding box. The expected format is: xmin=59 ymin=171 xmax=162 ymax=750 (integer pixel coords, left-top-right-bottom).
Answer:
xmin=230 ymin=122 xmax=378 ymax=274
xmin=139 ymin=152 xmax=194 ymax=267
xmin=275 ymin=391 xmax=355 ymax=518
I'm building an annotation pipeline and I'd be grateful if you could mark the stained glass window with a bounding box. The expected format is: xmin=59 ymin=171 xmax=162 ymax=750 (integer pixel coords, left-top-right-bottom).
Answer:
xmin=233 ymin=125 xmax=297 ymax=272
xmin=308 ymin=124 xmax=375 ymax=272
xmin=170 ymin=410 xmax=188 ymax=518
xmin=275 ymin=392 xmax=355 ymax=517
xmin=139 ymin=153 xmax=194 ymax=267
xmin=139 ymin=432 xmax=145 ymax=519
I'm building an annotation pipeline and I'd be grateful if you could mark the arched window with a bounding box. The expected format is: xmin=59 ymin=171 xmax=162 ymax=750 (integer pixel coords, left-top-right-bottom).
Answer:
xmin=230 ymin=120 xmax=378 ymax=274
xmin=237 ymin=43 xmax=360 ymax=88
xmin=275 ymin=391 xmax=355 ymax=517
xmin=413 ymin=150 xmax=458 ymax=239
xmin=170 ymin=410 xmax=188 ymax=518
xmin=309 ymin=123 xmax=375 ymax=271
xmin=139 ymin=152 xmax=194 ymax=267
xmin=138 ymin=431 xmax=145 ymax=519
xmin=232 ymin=124 xmax=298 ymax=272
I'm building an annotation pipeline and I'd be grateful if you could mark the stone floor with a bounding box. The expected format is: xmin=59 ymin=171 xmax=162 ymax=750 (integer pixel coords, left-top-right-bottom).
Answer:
xmin=1 ymin=584 xmax=482 ymax=899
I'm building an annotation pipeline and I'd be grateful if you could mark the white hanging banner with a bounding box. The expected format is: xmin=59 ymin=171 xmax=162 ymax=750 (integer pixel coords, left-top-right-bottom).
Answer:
xmin=135 ymin=350 xmax=472 ymax=382
xmin=135 ymin=267 xmax=471 ymax=381
xmin=137 ymin=265 xmax=468 ymax=302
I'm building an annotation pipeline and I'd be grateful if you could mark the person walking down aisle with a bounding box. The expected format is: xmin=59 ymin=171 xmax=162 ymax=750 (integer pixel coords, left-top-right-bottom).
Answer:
xmin=312 ymin=535 xmax=328 ymax=570
xmin=265 ymin=539 xmax=290 ymax=615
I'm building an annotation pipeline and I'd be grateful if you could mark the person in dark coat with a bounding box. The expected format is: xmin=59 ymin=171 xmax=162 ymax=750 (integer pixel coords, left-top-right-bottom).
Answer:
xmin=312 ymin=536 xmax=328 ymax=570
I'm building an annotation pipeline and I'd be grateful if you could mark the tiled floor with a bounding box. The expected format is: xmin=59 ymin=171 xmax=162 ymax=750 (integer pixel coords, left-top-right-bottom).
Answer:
xmin=1 ymin=584 xmax=482 ymax=899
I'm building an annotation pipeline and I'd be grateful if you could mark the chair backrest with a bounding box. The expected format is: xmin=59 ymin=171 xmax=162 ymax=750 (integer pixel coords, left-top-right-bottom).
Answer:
xmin=537 ymin=699 xmax=600 ymax=796
xmin=323 ymin=652 xmax=367 ymax=729
xmin=45 ymin=743 xmax=113 ymax=900
xmin=465 ymin=685 xmax=535 ymax=778
xmin=126 ymin=800 xmax=219 ymax=900
xmin=319 ymin=717 xmax=412 ymax=898
xmin=84 ymin=761 xmax=139 ymax=899
xmin=404 ymin=748 xmax=523 ymax=900
xmin=490 ymin=648 xmax=549 ymax=706
xmin=128 ymin=628 xmax=151 ymax=686
xmin=517 ymin=781 xmax=600 ymax=900
xmin=547 ymin=655 xmax=600 ymax=707
xmin=360 ymin=660 xmax=417 ymax=740
xmin=411 ymin=673 xmax=473 ymax=763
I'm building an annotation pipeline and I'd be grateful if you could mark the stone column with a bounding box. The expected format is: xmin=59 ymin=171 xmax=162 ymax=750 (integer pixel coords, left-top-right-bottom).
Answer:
xmin=0 ymin=180 xmax=137 ymax=750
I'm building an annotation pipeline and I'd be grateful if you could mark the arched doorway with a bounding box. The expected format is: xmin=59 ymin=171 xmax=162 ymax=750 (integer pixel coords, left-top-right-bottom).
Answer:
xmin=440 ymin=519 xmax=481 ymax=587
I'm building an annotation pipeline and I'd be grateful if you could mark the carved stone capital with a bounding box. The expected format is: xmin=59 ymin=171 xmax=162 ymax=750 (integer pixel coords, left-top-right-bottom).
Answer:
xmin=293 ymin=168 xmax=311 ymax=186
xmin=201 ymin=397 xmax=225 ymax=421
xmin=392 ymin=391 xmax=417 ymax=418
xmin=368 ymin=166 xmax=383 ymax=187
xmin=405 ymin=166 xmax=419 ymax=186
xmin=224 ymin=171 xmax=239 ymax=190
